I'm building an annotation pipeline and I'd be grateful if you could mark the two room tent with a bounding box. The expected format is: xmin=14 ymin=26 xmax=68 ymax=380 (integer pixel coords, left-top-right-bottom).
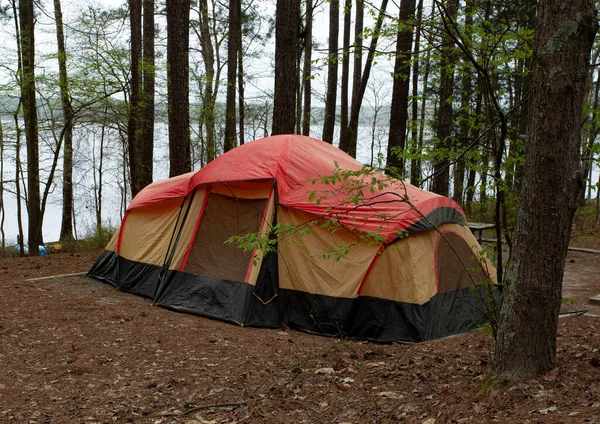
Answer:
xmin=89 ymin=134 xmax=495 ymax=343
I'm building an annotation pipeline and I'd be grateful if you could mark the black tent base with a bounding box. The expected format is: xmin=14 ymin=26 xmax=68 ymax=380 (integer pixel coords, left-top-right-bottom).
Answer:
xmin=88 ymin=250 xmax=496 ymax=344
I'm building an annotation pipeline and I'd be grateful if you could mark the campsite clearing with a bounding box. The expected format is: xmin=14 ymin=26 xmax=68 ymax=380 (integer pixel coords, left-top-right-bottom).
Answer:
xmin=0 ymin=250 xmax=599 ymax=423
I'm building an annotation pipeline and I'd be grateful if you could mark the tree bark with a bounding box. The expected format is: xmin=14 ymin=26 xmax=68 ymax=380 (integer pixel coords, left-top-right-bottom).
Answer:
xmin=167 ymin=0 xmax=192 ymax=176
xmin=0 ymin=121 xmax=5 ymax=250
xmin=349 ymin=0 xmax=363 ymax=140
xmin=272 ymin=0 xmax=300 ymax=135
xmin=386 ymin=0 xmax=416 ymax=175
xmin=431 ymin=0 xmax=457 ymax=197
xmin=493 ymin=0 xmax=597 ymax=381
xmin=19 ymin=0 xmax=41 ymax=255
xmin=238 ymin=40 xmax=245 ymax=145
xmin=322 ymin=0 xmax=339 ymax=144
xmin=225 ymin=0 xmax=241 ymax=151
xmin=140 ymin=0 xmax=155 ymax=188
xmin=338 ymin=0 xmax=351 ymax=147
xmin=301 ymin=0 xmax=313 ymax=136
xmin=128 ymin=0 xmax=142 ymax=195
xmin=54 ymin=0 xmax=74 ymax=241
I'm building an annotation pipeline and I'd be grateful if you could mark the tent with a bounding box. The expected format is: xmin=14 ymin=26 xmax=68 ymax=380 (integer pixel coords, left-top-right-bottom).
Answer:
xmin=89 ymin=134 xmax=496 ymax=343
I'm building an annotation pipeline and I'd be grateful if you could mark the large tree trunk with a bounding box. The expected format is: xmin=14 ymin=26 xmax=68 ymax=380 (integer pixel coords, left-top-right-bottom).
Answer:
xmin=54 ymin=0 xmax=74 ymax=241
xmin=167 ymin=0 xmax=192 ymax=176
xmin=272 ymin=0 xmax=299 ymax=135
xmin=301 ymin=0 xmax=313 ymax=136
xmin=224 ymin=0 xmax=241 ymax=151
xmin=322 ymin=0 xmax=339 ymax=144
xmin=140 ymin=0 xmax=155 ymax=188
xmin=128 ymin=0 xmax=142 ymax=195
xmin=386 ymin=0 xmax=416 ymax=175
xmin=19 ymin=0 xmax=41 ymax=255
xmin=493 ymin=0 xmax=597 ymax=381
xmin=431 ymin=0 xmax=457 ymax=197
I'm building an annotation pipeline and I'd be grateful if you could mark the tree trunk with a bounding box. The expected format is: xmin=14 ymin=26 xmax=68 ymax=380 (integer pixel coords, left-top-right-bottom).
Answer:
xmin=10 ymin=2 xmax=24 ymax=254
xmin=338 ymin=0 xmax=351 ymax=147
xmin=13 ymin=101 xmax=25 ymax=255
xmin=386 ymin=0 xmax=416 ymax=175
xmin=349 ymin=0 xmax=363 ymax=143
xmin=128 ymin=0 xmax=142 ymax=195
xmin=167 ymin=0 xmax=192 ymax=176
xmin=322 ymin=0 xmax=339 ymax=144
xmin=431 ymin=0 xmax=457 ymax=197
xmin=19 ymin=0 xmax=41 ymax=256
xmin=140 ymin=0 xmax=155 ymax=188
xmin=225 ymin=0 xmax=240 ymax=151
xmin=272 ymin=0 xmax=299 ymax=135
xmin=409 ymin=0 xmax=423 ymax=182
xmin=198 ymin=0 xmax=216 ymax=162
xmin=295 ymin=42 xmax=303 ymax=134
xmin=96 ymin=113 xmax=106 ymax=234
xmin=238 ymin=40 xmax=245 ymax=145
xmin=53 ymin=0 xmax=74 ymax=241
xmin=493 ymin=0 xmax=597 ymax=381
xmin=301 ymin=0 xmax=313 ymax=136
xmin=0 ymin=120 xmax=5 ymax=251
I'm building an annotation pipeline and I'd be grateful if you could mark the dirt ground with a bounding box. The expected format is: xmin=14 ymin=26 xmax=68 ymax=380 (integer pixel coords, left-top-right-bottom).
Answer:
xmin=0 ymin=249 xmax=599 ymax=424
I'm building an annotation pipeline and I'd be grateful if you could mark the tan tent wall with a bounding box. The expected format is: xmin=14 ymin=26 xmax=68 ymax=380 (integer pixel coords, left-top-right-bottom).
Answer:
xmin=435 ymin=228 xmax=496 ymax=293
xmin=118 ymin=197 xmax=190 ymax=266
xmin=105 ymin=229 xmax=119 ymax=252
xmin=360 ymin=223 xmax=495 ymax=305
xmin=277 ymin=207 xmax=379 ymax=298
xmin=360 ymin=227 xmax=437 ymax=305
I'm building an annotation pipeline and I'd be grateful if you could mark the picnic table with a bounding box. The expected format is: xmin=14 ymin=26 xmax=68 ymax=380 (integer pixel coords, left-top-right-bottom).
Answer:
xmin=467 ymin=222 xmax=495 ymax=243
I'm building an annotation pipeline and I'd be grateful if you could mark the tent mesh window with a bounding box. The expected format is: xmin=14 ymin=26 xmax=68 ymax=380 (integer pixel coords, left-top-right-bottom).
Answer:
xmin=184 ymin=193 xmax=267 ymax=282
xmin=435 ymin=232 xmax=489 ymax=293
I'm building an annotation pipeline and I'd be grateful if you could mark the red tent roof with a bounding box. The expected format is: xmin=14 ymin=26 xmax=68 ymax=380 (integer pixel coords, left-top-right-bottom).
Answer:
xmin=128 ymin=135 xmax=465 ymax=242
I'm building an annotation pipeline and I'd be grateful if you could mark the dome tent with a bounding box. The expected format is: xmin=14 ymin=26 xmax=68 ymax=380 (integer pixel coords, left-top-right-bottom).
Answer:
xmin=88 ymin=134 xmax=495 ymax=343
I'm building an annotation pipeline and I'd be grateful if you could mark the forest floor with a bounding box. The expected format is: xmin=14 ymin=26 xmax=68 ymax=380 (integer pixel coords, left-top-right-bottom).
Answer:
xmin=0 ymin=247 xmax=599 ymax=424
